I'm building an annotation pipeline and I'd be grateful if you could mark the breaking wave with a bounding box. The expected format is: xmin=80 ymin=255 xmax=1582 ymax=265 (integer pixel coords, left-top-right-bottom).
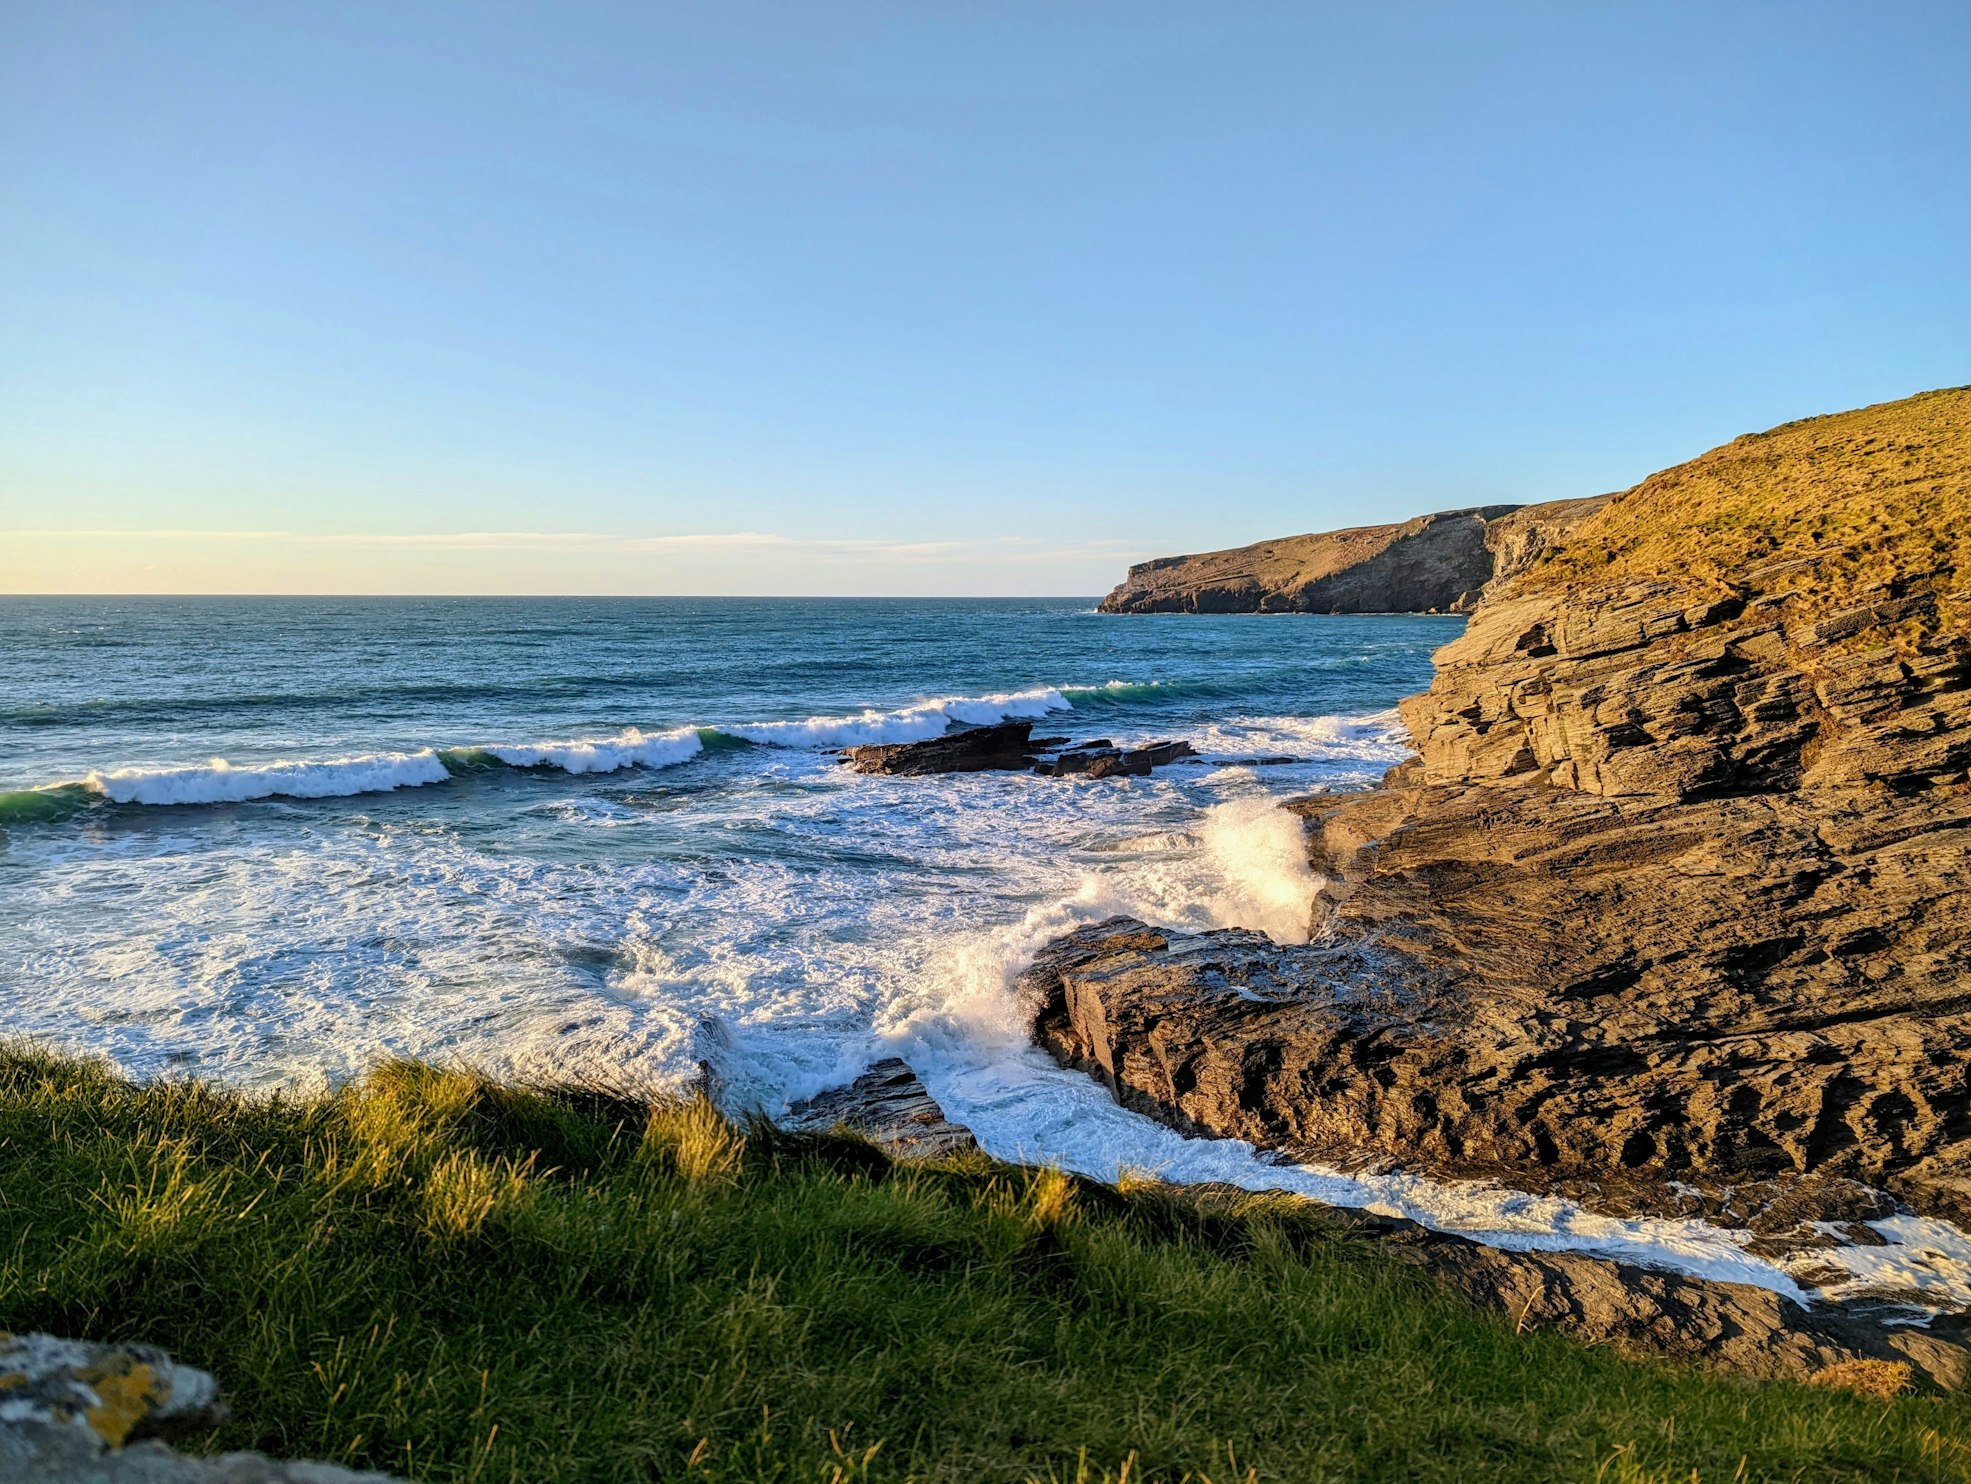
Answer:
xmin=466 ymin=726 xmax=705 ymax=776
xmin=720 ymin=687 xmax=1071 ymax=748
xmin=0 ymin=782 xmax=99 ymax=825
xmin=2 ymin=683 xmax=1211 ymax=816
xmin=3 ymin=680 xmax=1417 ymax=822
xmin=86 ymin=750 xmax=455 ymax=807
xmin=1198 ymin=796 xmax=1324 ymax=943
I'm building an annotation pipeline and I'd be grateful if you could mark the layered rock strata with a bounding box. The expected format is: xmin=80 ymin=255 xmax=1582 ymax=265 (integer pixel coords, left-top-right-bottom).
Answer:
xmin=782 ymin=1057 xmax=977 ymax=1157
xmin=1034 ymin=388 xmax=1971 ymax=1228
xmin=1310 ymin=1202 xmax=1966 ymax=1390
xmin=1097 ymin=497 xmax=1607 ymax=615
xmin=841 ymin=720 xmax=1042 ymax=775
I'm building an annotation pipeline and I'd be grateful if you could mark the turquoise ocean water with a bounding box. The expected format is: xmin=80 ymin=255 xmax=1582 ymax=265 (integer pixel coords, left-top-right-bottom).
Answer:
xmin=7 ymin=595 xmax=1961 ymax=1300
xmin=0 ymin=597 xmax=1440 ymax=1102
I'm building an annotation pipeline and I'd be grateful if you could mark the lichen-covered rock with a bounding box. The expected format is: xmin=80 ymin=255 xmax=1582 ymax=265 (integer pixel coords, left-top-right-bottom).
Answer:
xmin=0 ymin=1333 xmax=225 ymax=1454
xmin=0 ymin=1333 xmax=396 ymax=1481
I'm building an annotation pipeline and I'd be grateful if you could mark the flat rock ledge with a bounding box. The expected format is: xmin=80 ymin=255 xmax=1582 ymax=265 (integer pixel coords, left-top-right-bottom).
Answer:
xmin=783 ymin=1057 xmax=978 ymax=1157
xmin=841 ymin=720 xmax=1194 ymax=779
xmin=1018 ymin=922 xmax=1971 ymax=1391
xmin=1318 ymin=1206 xmax=1966 ymax=1393
xmin=0 ymin=1332 xmax=397 ymax=1481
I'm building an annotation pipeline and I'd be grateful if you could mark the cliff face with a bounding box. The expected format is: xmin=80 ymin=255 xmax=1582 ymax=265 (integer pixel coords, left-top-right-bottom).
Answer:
xmin=1031 ymin=388 xmax=1971 ymax=1226
xmin=1097 ymin=497 xmax=1607 ymax=615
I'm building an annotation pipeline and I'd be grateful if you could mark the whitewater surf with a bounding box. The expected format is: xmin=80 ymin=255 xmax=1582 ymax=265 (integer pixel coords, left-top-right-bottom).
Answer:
xmin=4 ymin=594 xmax=1968 ymax=1315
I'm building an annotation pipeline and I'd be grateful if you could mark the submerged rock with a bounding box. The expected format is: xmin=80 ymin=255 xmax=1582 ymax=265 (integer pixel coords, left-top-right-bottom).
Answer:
xmin=783 ymin=1057 xmax=977 ymax=1157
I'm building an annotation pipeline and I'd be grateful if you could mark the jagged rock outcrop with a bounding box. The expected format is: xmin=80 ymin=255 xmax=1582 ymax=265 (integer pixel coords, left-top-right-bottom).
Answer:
xmin=842 ymin=723 xmax=1197 ymax=780
xmin=1097 ymin=497 xmax=1607 ymax=615
xmin=842 ymin=721 xmax=1042 ymax=775
xmin=1034 ymin=739 xmax=1196 ymax=777
xmin=782 ymin=1057 xmax=977 ymax=1157
xmin=1034 ymin=388 xmax=1971 ymax=1227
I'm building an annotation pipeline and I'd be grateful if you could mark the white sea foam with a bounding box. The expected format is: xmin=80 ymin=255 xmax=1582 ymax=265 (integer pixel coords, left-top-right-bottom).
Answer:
xmin=720 ymin=686 xmax=1071 ymax=748
xmin=1191 ymin=708 xmax=1413 ymax=765
xmin=920 ymin=1055 xmax=1818 ymax=1298
xmin=86 ymin=750 xmax=453 ymax=806
xmin=77 ymin=728 xmax=704 ymax=807
xmin=850 ymin=832 xmax=1817 ymax=1299
xmin=481 ymin=726 xmax=703 ymax=774
xmin=28 ymin=683 xmax=1126 ymax=806
xmin=24 ymin=700 xmax=1971 ymax=1314
xmin=1097 ymin=829 xmax=1203 ymax=854
xmin=1804 ymin=1214 xmax=1971 ymax=1310
xmin=1198 ymin=795 xmax=1323 ymax=943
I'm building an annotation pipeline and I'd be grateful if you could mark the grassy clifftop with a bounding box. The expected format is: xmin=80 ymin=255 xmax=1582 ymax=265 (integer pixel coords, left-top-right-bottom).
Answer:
xmin=1 ymin=1048 xmax=1966 ymax=1482
xmin=1524 ymin=386 xmax=1971 ymax=642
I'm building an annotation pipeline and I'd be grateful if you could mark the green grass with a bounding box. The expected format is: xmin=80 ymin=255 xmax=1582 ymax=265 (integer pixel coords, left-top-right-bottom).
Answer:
xmin=1524 ymin=385 xmax=1971 ymax=650
xmin=0 ymin=1047 xmax=1966 ymax=1482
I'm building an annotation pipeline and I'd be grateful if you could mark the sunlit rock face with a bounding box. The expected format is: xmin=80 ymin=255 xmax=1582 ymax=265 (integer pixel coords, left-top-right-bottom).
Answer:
xmin=1039 ymin=388 xmax=1971 ymax=1229
xmin=1096 ymin=497 xmax=1608 ymax=615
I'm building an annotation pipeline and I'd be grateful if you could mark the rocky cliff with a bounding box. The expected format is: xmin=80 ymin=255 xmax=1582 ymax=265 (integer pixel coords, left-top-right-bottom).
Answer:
xmin=1097 ymin=497 xmax=1607 ymax=614
xmin=1033 ymin=387 xmax=1971 ymax=1230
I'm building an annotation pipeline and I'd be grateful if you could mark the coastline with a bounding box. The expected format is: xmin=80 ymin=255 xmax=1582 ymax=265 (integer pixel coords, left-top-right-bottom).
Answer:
xmin=4 ymin=1048 xmax=1964 ymax=1481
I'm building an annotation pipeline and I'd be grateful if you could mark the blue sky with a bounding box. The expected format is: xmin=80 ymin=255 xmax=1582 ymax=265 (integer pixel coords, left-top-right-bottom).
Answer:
xmin=3 ymin=1 xmax=1966 ymax=594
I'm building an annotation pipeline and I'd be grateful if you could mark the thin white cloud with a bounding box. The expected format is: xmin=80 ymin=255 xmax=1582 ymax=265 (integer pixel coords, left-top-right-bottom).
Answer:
xmin=7 ymin=529 xmax=294 ymax=541
xmin=4 ymin=528 xmax=1145 ymax=563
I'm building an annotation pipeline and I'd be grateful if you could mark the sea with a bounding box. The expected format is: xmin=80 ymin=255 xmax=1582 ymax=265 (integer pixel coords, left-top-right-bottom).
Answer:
xmin=3 ymin=595 xmax=1966 ymax=1309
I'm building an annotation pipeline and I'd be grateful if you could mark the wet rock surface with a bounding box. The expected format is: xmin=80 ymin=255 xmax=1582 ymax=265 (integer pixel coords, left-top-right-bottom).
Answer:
xmin=841 ymin=720 xmax=1041 ymax=775
xmin=1034 ymin=739 xmax=1196 ymax=778
xmin=1035 ymin=391 xmax=1971 ymax=1270
xmin=783 ymin=1057 xmax=978 ymax=1157
xmin=842 ymin=722 xmax=1197 ymax=781
xmin=1314 ymin=1204 xmax=1968 ymax=1390
xmin=1025 ymin=922 xmax=1971 ymax=1386
xmin=0 ymin=1333 xmax=396 ymax=1481
xmin=1097 ymin=497 xmax=1607 ymax=615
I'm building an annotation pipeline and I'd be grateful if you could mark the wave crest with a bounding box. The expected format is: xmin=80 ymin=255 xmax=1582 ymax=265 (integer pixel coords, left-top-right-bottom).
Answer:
xmin=718 ymin=687 xmax=1070 ymax=749
xmin=473 ymin=726 xmax=704 ymax=775
xmin=87 ymin=750 xmax=454 ymax=807
xmin=15 ymin=686 xmax=1084 ymax=813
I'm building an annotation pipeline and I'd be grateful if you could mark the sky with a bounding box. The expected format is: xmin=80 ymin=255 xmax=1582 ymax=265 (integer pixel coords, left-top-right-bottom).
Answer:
xmin=2 ymin=2 xmax=1967 ymax=596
